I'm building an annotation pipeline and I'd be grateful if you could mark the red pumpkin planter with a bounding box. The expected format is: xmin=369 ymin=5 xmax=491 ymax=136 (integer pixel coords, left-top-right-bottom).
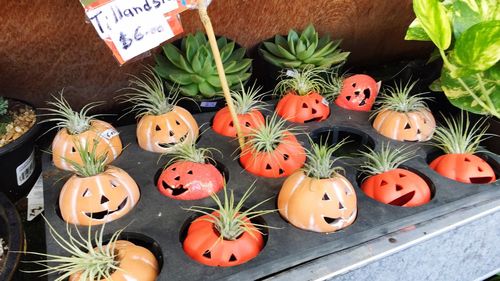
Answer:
xmin=430 ymin=153 xmax=496 ymax=184
xmin=212 ymin=107 xmax=265 ymax=137
xmin=157 ymin=160 xmax=224 ymax=200
xmin=335 ymin=74 xmax=380 ymax=111
xmin=361 ymin=168 xmax=431 ymax=207
xmin=240 ymin=133 xmax=306 ymax=178
xmin=276 ymin=92 xmax=330 ymax=123
xmin=183 ymin=211 xmax=263 ymax=267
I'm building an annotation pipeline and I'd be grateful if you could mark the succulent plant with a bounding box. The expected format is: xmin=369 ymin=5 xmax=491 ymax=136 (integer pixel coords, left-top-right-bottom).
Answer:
xmin=259 ymin=24 xmax=350 ymax=69
xmin=155 ymin=31 xmax=252 ymax=99
xmin=0 ymin=97 xmax=11 ymax=135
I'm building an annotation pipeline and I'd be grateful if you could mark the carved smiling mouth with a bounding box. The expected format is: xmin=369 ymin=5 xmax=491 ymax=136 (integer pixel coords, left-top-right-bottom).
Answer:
xmin=388 ymin=191 xmax=416 ymax=206
xmin=158 ymin=133 xmax=189 ymax=148
xmin=84 ymin=197 xmax=128 ymax=220
xmin=162 ymin=181 xmax=189 ymax=196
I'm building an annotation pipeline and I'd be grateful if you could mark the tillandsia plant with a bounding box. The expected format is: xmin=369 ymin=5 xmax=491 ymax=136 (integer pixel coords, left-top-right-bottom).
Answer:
xmin=43 ymin=92 xmax=123 ymax=171
xmin=239 ymin=113 xmax=306 ymax=178
xmin=182 ymin=182 xmax=275 ymax=267
xmin=429 ymin=112 xmax=496 ymax=183
xmin=274 ymin=67 xmax=330 ymax=123
xmin=405 ymin=0 xmax=500 ymax=117
xmin=59 ymin=139 xmax=140 ymax=226
xmin=371 ymin=80 xmax=436 ymax=142
xmin=119 ymin=67 xmax=199 ymax=153
xmin=155 ymin=31 xmax=252 ymax=99
xmin=359 ymin=143 xmax=431 ymax=207
xmin=278 ymin=139 xmax=357 ymax=233
xmin=22 ymin=217 xmax=158 ymax=281
xmin=212 ymin=81 xmax=266 ymax=137
xmin=157 ymin=139 xmax=224 ymax=200
xmin=259 ymin=23 xmax=350 ymax=69
xmin=0 ymin=97 xmax=11 ymax=135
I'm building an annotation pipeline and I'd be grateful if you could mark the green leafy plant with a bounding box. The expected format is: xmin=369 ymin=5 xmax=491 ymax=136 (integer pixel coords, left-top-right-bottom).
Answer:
xmin=372 ymin=80 xmax=430 ymax=115
xmin=432 ymin=112 xmax=489 ymax=154
xmin=231 ymin=81 xmax=267 ymax=115
xmin=165 ymin=138 xmax=219 ymax=166
xmin=274 ymin=66 xmax=326 ymax=96
xmin=21 ymin=217 xmax=123 ymax=281
xmin=65 ymin=139 xmax=107 ymax=177
xmin=244 ymin=113 xmax=297 ymax=153
xmin=358 ymin=143 xmax=416 ymax=176
xmin=302 ymin=139 xmax=347 ymax=179
xmin=0 ymin=97 xmax=11 ymax=135
xmin=185 ymin=182 xmax=275 ymax=240
xmin=405 ymin=0 xmax=500 ymax=117
xmin=323 ymin=70 xmax=346 ymax=102
xmin=259 ymin=24 xmax=349 ymax=69
xmin=155 ymin=31 xmax=252 ymax=99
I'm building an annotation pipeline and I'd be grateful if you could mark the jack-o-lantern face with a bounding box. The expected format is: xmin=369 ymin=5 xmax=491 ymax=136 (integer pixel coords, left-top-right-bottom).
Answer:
xmin=276 ymin=92 xmax=330 ymax=123
xmin=212 ymin=107 xmax=265 ymax=137
xmin=430 ymin=153 xmax=496 ymax=184
xmin=278 ymin=171 xmax=357 ymax=233
xmin=240 ymin=132 xmax=306 ymax=178
xmin=69 ymin=240 xmax=158 ymax=281
xmin=137 ymin=106 xmax=199 ymax=153
xmin=361 ymin=168 xmax=431 ymax=207
xmin=59 ymin=166 xmax=140 ymax=226
xmin=372 ymin=109 xmax=436 ymax=142
xmin=157 ymin=161 xmax=224 ymax=200
xmin=52 ymin=120 xmax=123 ymax=171
xmin=335 ymin=74 xmax=381 ymax=111
xmin=183 ymin=212 xmax=263 ymax=267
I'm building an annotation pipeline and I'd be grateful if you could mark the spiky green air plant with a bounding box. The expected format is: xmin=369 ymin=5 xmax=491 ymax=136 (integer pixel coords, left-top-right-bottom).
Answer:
xmin=259 ymin=24 xmax=350 ymax=69
xmin=244 ymin=113 xmax=296 ymax=153
xmin=42 ymin=92 xmax=104 ymax=135
xmin=21 ymin=217 xmax=123 ymax=281
xmin=432 ymin=112 xmax=490 ymax=155
xmin=323 ymin=70 xmax=346 ymax=102
xmin=185 ymin=182 xmax=275 ymax=240
xmin=0 ymin=97 xmax=11 ymax=135
xmin=358 ymin=143 xmax=416 ymax=176
xmin=65 ymin=139 xmax=107 ymax=177
xmin=155 ymin=31 xmax=252 ymax=99
xmin=372 ymin=80 xmax=430 ymax=116
xmin=303 ymin=139 xmax=347 ymax=179
xmin=274 ymin=66 xmax=326 ymax=96
xmin=165 ymin=138 xmax=219 ymax=166
xmin=119 ymin=67 xmax=179 ymax=118
xmin=232 ymin=81 xmax=267 ymax=115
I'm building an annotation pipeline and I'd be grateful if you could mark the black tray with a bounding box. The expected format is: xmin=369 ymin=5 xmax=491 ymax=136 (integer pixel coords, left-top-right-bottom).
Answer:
xmin=42 ymin=103 xmax=500 ymax=281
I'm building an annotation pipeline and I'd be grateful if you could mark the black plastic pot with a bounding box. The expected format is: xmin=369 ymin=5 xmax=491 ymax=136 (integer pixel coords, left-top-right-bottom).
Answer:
xmin=0 ymin=192 xmax=23 ymax=281
xmin=252 ymin=39 xmax=285 ymax=95
xmin=0 ymin=99 xmax=41 ymax=202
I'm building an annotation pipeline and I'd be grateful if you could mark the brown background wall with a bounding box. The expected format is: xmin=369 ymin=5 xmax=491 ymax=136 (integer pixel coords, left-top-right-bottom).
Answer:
xmin=0 ymin=0 xmax=430 ymax=113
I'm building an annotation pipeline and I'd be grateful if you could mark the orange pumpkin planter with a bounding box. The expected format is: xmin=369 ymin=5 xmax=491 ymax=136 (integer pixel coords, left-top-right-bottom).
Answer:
xmin=276 ymin=92 xmax=330 ymax=123
xmin=335 ymin=74 xmax=380 ymax=111
xmin=69 ymin=240 xmax=159 ymax=281
xmin=430 ymin=154 xmax=496 ymax=184
xmin=59 ymin=165 xmax=140 ymax=226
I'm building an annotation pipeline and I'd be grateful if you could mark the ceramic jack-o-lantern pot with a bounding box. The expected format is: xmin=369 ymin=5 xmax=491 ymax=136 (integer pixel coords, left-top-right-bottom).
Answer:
xmin=59 ymin=140 xmax=139 ymax=226
xmin=183 ymin=185 xmax=274 ymax=267
xmin=157 ymin=141 xmax=224 ymax=200
xmin=120 ymin=68 xmax=199 ymax=153
xmin=335 ymin=74 xmax=381 ymax=111
xmin=239 ymin=114 xmax=305 ymax=178
xmin=278 ymin=141 xmax=357 ymax=232
xmin=274 ymin=67 xmax=330 ymax=123
xmin=44 ymin=94 xmax=123 ymax=171
xmin=359 ymin=144 xmax=431 ymax=207
xmin=212 ymin=82 xmax=266 ymax=137
xmin=429 ymin=114 xmax=496 ymax=184
xmin=371 ymin=80 xmax=436 ymax=142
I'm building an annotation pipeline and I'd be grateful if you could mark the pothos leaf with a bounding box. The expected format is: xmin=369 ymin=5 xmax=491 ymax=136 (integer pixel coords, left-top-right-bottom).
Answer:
xmin=413 ymin=0 xmax=452 ymax=50
xmin=405 ymin=18 xmax=431 ymax=41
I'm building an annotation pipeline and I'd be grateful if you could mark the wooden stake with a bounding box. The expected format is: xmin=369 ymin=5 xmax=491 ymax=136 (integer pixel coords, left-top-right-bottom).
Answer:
xmin=197 ymin=1 xmax=245 ymax=150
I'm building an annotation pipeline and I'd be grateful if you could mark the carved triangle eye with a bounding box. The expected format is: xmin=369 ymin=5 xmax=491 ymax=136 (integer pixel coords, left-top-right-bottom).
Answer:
xmin=265 ymin=164 xmax=272 ymax=170
xmin=302 ymin=103 xmax=309 ymax=108
xmin=381 ymin=180 xmax=388 ymax=186
xmin=322 ymin=193 xmax=330 ymax=201
xmin=202 ymin=250 xmax=211 ymax=259
xmin=339 ymin=202 xmax=345 ymax=210
xmin=155 ymin=125 xmax=161 ymax=131
xmin=229 ymin=254 xmax=237 ymax=262
xmin=82 ymin=188 xmax=92 ymax=197
xmin=399 ymin=173 xmax=406 ymax=178
xmin=396 ymin=184 xmax=403 ymax=191
xmin=404 ymin=123 xmax=411 ymax=129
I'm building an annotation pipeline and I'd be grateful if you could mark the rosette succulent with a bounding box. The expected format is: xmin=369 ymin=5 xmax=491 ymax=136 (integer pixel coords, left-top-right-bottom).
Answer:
xmin=259 ymin=24 xmax=350 ymax=69
xmin=0 ymin=97 xmax=11 ymax=135
xmin=155 ymin=31 xmax=252 ymax=99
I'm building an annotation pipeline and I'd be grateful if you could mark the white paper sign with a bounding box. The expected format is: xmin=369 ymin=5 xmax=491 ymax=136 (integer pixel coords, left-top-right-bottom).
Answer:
xmin=27 ymin=174 xmax=44 ymax=221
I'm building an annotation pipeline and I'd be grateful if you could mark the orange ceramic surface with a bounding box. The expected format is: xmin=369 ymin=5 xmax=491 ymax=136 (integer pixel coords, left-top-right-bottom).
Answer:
xmin=276 ymin=92 xmax=330 ymax=123
xmin=361 ymin=168 xmax=431 ymax=207
xmin=136 ymin=106 xmax=199 ymax=153
xmin=240 ymin=132 xmax=306 ymax=178
xmin=183 ymin=212 xmax=264 ymax=267
xmin=69 ymin=240 xmax=158 ymax=281
xmin=59 ymin=166 xmax=140 ymax=226
xmin=430 ymin=153 xmax=496 ymax=184
xmin=212 ymin=107 xmax=265 ymax=137
xmin=335 ymin=74 xmax=380 ymax=111
xmin=157 ymin=161 xmax=224 ymax=200
xmin=278 ymin=171 xmax=357 ymax=233
xmin=52 ymin=120 xmax=123 ymax=171
xmin=372 ymin=109 xmax=436 ymax=142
